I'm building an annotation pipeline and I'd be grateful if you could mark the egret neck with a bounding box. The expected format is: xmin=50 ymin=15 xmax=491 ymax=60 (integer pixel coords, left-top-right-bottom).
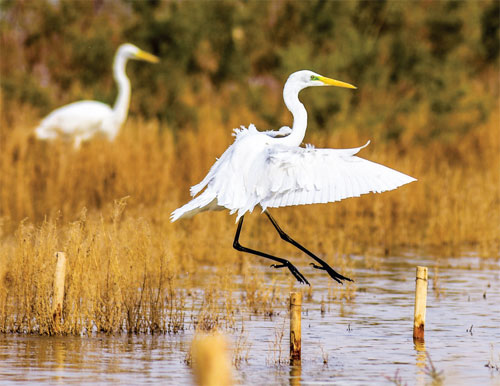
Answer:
xmin=277 ymin=78 xmax=308 ymax=147
xmin=112 ymin=52 xmax=131 ymax=138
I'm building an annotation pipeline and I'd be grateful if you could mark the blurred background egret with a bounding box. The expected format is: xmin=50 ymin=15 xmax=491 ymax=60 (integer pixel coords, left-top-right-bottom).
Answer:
xmin=35 ymin=43 xmax=159 ymax=148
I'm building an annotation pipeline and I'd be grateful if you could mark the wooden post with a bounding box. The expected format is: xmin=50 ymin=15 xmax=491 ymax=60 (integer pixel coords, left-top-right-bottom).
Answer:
xmin=290 ymin=292 xmax=302 ymax=363
xmin=413 ymin=266 xmax=428 ymax=340
xmin=192 ymin=333 xmax=232 ymax=386
xmin=52 ymin=252 xmax=66 ymax=328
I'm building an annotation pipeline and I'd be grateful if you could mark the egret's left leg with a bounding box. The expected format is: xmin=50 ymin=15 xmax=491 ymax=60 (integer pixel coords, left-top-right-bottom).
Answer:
xmin=233 ymin=216 xmax=310 ymax=285
xmin=264 ymin=211 xmax=353 ymax=284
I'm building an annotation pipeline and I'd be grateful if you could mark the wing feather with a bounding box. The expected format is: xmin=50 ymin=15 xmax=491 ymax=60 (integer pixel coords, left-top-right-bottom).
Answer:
xmin=259 ymin=142 xmax=416 ymax=210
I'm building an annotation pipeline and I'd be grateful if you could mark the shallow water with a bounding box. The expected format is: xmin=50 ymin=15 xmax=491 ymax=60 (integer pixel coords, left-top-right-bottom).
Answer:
xmin=1 ymin=255 xmax=499 ymax=385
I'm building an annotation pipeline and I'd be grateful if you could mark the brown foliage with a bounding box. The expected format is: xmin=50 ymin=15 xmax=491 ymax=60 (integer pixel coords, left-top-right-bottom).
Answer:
xmin=0 ymin=101 xmax=498 ymax=335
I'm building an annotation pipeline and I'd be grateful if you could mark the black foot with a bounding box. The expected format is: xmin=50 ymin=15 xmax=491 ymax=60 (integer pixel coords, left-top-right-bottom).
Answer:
xmin=271 ymin=262 xmax=310 ymax=286
xmin=310 ymin=263 xmax=353 ymax=284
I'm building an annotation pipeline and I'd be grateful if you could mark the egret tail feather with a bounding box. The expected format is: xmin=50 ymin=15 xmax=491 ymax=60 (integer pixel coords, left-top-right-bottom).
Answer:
xmin=170 ymin=192 xmax=218 ymax=222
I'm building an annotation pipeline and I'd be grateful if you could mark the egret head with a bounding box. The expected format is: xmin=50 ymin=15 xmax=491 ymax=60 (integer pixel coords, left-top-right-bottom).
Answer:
xmin=117 ymin=43 xmax=159 ymax=63
xmin=285 ymin=70 xmax=356 ymax=92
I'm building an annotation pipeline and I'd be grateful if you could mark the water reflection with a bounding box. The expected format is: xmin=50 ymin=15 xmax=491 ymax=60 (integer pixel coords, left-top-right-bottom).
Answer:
xmin=414 ymin=339 xmax=426 ymax=386
xmin=53 ymin=339 xmax=65 ymax=383
xmin=289 ymin=363 xmax=301 ymax=386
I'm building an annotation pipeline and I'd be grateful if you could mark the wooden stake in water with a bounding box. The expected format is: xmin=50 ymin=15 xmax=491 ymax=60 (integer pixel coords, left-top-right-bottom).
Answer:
xmin=413 ymin=266 xmax=428 ymax=340
xmin=192 ymin=333 xmax=232 ymax=386
xmin=52 ymin=252 xmax=66 ymax=327
xmin=290 ymin=292 xmax=302 ymax=363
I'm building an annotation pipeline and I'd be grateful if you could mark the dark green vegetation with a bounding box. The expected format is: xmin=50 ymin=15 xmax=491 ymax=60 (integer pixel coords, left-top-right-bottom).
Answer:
xmin=1 ymin=0 xmax=498 ymax=142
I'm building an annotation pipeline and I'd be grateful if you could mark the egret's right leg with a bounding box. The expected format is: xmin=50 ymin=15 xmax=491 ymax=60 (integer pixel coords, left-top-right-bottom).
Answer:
xmin=264 ymin=211 xmax=353 ymax=284
xmin=73 ymin=137 xmax=83 ymax=149
xmin=233 ymin=216 xmax=310 ymax=285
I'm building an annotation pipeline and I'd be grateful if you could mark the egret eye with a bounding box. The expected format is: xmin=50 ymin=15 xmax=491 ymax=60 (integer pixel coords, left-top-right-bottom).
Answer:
xmin=310 ymin=75 xmax=320 ymax=81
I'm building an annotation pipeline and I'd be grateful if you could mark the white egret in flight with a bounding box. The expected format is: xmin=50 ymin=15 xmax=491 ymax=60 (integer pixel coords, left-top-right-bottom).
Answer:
xmin=35 ymin=43 xmax=159 ymax=148
xmin=171 ymin=70 xmax=416 ymax=285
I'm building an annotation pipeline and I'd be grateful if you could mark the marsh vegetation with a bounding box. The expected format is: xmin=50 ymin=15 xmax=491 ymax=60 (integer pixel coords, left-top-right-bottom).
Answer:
xmin=0 ymin=111 xmax=498 ymax=334
xmin=0 ymin=0 xmax=499 ymax=383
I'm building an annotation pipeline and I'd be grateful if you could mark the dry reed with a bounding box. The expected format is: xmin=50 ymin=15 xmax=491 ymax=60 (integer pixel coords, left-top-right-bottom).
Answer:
xmin=0 ymin=100 xmax=499 ymax=335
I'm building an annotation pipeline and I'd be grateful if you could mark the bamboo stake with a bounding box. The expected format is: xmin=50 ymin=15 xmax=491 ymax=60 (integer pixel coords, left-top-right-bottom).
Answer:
xmin=192 ymin=333 xmax=232 ymax=386
xmin=413 ymin=266 xmax=428 ymax=340
xmin=52 ymin=252 xmax=66 ymax=328
xmin=290 ymin=292 xmax=302 ymax=363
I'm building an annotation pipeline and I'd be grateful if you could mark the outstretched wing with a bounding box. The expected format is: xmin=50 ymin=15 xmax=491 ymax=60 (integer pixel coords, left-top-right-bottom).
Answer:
xmin=257 ymin=141 xmax=416 ymax=209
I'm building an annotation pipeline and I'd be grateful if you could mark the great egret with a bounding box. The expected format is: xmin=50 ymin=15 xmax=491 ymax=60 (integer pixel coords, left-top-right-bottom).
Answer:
xmin=171 ymin=70 xmax=416 ymax=285
xmin=35 ymin=43 xmax=159 ymax=148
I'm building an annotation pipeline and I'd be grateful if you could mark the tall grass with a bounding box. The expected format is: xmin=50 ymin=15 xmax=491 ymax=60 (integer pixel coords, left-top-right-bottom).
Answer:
xmin=0 ymin=100 xmax=499 ymax=334
xmin=1 ymin=104 xmax=499 ymax=255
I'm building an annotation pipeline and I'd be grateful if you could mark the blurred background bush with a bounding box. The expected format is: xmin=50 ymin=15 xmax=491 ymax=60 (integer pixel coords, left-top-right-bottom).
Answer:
xmin=1 ymin=0 xmax=498 ymax=142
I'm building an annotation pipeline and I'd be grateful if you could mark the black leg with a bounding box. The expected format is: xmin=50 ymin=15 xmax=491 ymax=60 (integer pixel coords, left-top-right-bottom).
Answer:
xmin=264 ymin=211 xmax=353 ymax=284
xmin=233 ymin=216 xmax=310 ymax=285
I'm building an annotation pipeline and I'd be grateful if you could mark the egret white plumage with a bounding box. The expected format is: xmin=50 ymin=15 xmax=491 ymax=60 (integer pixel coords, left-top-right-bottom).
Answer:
xmin=171 ymin=70 xmax=416 ymax=285
xmin=35 ymin=43 xmax=159 ymax=148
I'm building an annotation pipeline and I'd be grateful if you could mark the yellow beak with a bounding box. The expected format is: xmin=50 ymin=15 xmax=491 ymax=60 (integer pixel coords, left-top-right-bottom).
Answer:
xmin=318 ymin=75 xmax=356 ymax=89
xmin=135 ymin=49 xmax=160 ymax=63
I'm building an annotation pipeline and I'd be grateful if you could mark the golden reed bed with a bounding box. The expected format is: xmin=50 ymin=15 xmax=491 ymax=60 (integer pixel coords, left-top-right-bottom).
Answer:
xmin=0 ymin=103 xmax=498 ymax=334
